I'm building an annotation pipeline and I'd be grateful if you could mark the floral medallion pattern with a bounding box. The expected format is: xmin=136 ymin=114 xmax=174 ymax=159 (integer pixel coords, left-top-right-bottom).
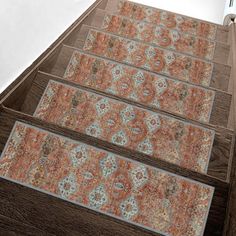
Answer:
xmin=115 ymin=0 xmax=217 ymax=40
xmin=34 ymin=80 xmax=215 ymax=173
xmin=64 ymin=51 xmax=215 ymax=122
xmin=101 ymin=13 xmax=216 ymax=60
xmin=83 ymin=30 xmax=213 ymax=86
xmin=0 ymin=122 xmax=214 ymax=236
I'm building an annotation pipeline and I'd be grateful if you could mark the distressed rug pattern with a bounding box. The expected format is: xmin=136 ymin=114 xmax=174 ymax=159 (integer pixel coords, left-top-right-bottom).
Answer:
xmin=64 ymin=50 xmax=215 ymax=122
xmin=113 ymin=0 xmax=217 ymax=40
xmin=0 ymin=122 xmax=214 ymax=236
xmin=34 ymin=80 xmax=215 ymax=173
xmin=83 ymin=30 xmax=213 ymax=86
xmin=100 ymin=13 xmax=216 ymax=60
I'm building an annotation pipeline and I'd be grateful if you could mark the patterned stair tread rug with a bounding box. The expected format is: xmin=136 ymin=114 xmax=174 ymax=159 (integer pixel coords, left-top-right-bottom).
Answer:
xmin=83 ymin=29 xmax=214 ymax=87
xmin=64 ymin=50 xmax=215 ymax=123
xmin=100 ymin=12 xmax=216 ymax=61
xmin=109 ymin=0 xmax=217 ymax=40
xmin=34 ymin=80 xmax=215 ymax=173
xmin=0 ymin=121 xmax=214 ymax=236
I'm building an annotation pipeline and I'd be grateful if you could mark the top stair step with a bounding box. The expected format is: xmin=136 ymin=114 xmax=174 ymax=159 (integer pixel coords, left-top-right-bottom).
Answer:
xmin=105 ymin=0 xmax=229 ymax=44
xmin=91 ymin=9 xmax=230 ymax=64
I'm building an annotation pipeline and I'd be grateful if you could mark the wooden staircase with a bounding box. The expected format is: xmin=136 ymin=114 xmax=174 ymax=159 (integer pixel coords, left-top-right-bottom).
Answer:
xmin=0 ymin=1 xmax=235 ymax=235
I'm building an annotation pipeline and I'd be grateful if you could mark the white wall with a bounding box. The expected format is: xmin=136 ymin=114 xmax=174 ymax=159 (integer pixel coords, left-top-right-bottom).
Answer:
xmin=0 ymin=0 xmax=227 ymax=94
xmin=0 ymin=0 xmax=96 ymax=94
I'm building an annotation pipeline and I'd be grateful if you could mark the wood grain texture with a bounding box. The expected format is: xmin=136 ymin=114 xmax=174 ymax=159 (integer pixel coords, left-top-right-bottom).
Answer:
xmin=210 ymin=91 xmax=232 ymax=127
xmin=216 ymin=26 xmax=230 ymax=44
xmin=0 ymin=176 xmax=163 ymax=236
xmin=210 ymin=63 xmax=231 ymax=91
xmin=224 ymin=23 xmax=236 ymax=236
xmin=214 ymin=42 xmax=231 ymax=65
xmin=0 ymin=214 xmax=52 ymax=236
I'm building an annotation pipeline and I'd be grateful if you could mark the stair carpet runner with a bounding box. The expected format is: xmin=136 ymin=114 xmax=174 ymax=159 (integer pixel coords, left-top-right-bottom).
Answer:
xmin=34 ymin=80 xmax=214 ymax=174
xmin=95 ymin=10 xmax=216 ymax=60
xmin=0 ymin=1 xmax=229 ymax=235
xmin=0 ymin=122 xmax=214 ymax=236
xmin=64 ymin=50 xmax=215 ymax=123
xmin=106 ymin=0 xmax=218 ymax=40
xmin=83 ymin=29 xmax=213 ymax=87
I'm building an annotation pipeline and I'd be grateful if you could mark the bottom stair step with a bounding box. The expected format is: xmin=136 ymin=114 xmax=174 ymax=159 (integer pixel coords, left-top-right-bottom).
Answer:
xmin=0 ymin=121 xmax=214 ymax=236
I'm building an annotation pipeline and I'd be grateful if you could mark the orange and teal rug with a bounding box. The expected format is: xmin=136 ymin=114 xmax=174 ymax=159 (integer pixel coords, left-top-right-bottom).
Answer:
xmin=64 ymin=50 xmax=215 ymax=122
xmin=34 ymin=80 xmax=215 ymax=173
xmin=100 ymin=13 xmax=216 ymax=60
xmin=113 ymin=0 xmax=217 ymax=40
xmin=83 ymin=29 xmax=213 ymax=86
xmin=0 ymin=122 xmax=214 ymax=236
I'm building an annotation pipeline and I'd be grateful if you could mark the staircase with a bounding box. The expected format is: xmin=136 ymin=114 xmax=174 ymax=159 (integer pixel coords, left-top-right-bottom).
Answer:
xmin=0 ymin=1 xmax=235 ymax=235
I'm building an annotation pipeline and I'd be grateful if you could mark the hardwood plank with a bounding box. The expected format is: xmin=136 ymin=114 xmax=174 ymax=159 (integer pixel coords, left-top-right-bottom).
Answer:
xmin=226 ymin=25 xmax=235 ymax=130
xmin=216 ymin=26 xmax=230 ymax=44
xmin=0 ymin=122 xmax=216 ymax=236
xmin=2 ymin=71 xmax=38 ymax=111
xmin=0 ymin=176 xmax=162 ymax=236
xmin=0 ymin=1 xmax=233 ymax=235
xmin=24 ymin=72 xmax=234 ymax=180
xmin=0 ymin=214 xmax=52 ymax=236
xmin=211 ymin=63 xmax=231 ymax=91
xmin=210 ymin=91 xmax=232 ymax=127
xmin=223 ymin=23 xmax=236 ymax=236
xmin=214 ymin=42 xmax=231 ymax=65
xmin=224 ymin=141 xmax=236 ymax=236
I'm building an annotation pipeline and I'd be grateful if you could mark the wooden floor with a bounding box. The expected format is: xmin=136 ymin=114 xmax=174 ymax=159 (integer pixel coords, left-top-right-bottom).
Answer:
xmin=223 ymin=23 xmax=236 ymax=236
xmin=0 ymin=1 xmax=235 ymax=235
